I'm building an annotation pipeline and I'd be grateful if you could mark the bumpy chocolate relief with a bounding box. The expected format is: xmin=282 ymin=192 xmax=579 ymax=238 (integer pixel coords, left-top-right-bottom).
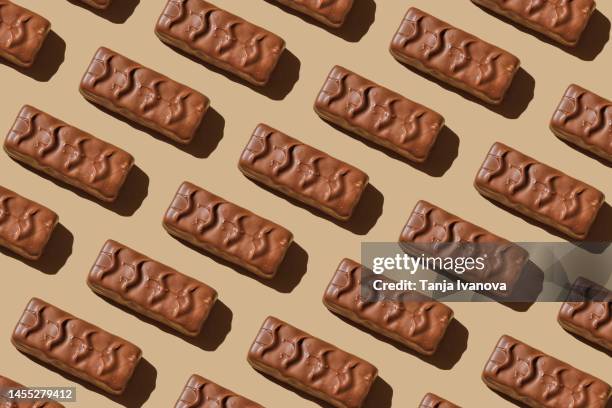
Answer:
xmin=550 ymin=84 xmax=612 ymax=162
xmin=11 ymin=298 xmax=142 ymax=395
xmin=88 ymin=240 xmax=218 ymax=337
xmin=271 ymin=0 xmax=354 ymax=27
xmin=389 ymin=7 xmax=520 ymax=104
xmin=4 ymin=105 xmax=134 ymax=202
xmin=163 ymin=181 xmax=293 ymax=279
xmin=0 ymin=185 xmax=58 ymax=260
xmin=76 ymin=0 xmax=112 ymax=10
xmin=474 ymin=142 xmax=605 ymax=240
xmin=79 ymin=47 xmax=209 ymax=144
xmin=482 ymin=335 xmax=611 ymax=408
xmin=0 ymin=1 xmax=50 ymax=67
xmin=248 ymin=316 xmax=378 ymax=408
xmin=0 ymin=375 xmax=65 ymax=408
xmin=419 ymin=393 xmax=460 ymax=408
xmin=155 ymin=0 xmax=286 ymax=86
xmin=314 ymin=65 xmax=445 ymax=162
xmin=323 ymin=258 xmax=454 ymax=355
xmin=238 ymin=124 xmax=369 ymax=220
xmin=174 ymin=374 xmax=263 ymax=408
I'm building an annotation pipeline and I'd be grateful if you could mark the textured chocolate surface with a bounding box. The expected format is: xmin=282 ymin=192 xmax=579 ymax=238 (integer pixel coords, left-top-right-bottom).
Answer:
xmin=4 ymin=105 xmax=134 ymax=202
xmin=419 ymin=393 xmax=460 ymax=408
xmin=474 ymin=142 xmax=605 ymax=240
xmin=0 ymin=1 xmax=50 ymax=67
xmin=482 ymin=335 xmax=611 ymax=408
xmin=76 ymin=0 xmax=112 ymax=10
xmin=0 ymin=375 xmax=65 ymax=408
xmin=11 ymin=298 xmax=142 ymax=395
xmin=155 ymin=0 xmax=286 ymax=86
xmin=174 ymin=374 xmax=263 ymax=408
xmin=271 ymin=0 xmax=354 ymax=27
xmin=314 ymin=65 xmax=445 ymax=162
xmin=163 ymin=181 xmax=293 ymax=279
xmin=389 ymin=7 xmax=520 ymax=104
xmin=323 ymin=258 xmax=453 ymax=355
xmin=79 ymin=47 xmax=209 ymax=144
xmin=0 ymin=185 xmax=58 ymax=260
xmin=238 ymin=123 xmax=369 ymax=220
xmin=247 ymin=316 xmax=378 ymax=408
xmin=88 ymin=240 xmax=218 ymax=337
xmin=550 ymin=84 xmax=612 ymax=162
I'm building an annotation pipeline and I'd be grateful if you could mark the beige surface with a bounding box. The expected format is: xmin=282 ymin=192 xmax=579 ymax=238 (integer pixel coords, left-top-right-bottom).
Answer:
xmin=0 ymin=0 xmax=610 ymax=407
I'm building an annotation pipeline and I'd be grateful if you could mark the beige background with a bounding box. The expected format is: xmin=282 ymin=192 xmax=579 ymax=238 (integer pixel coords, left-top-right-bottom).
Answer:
xmin=0 ymin=0 xmax=610 ymax=407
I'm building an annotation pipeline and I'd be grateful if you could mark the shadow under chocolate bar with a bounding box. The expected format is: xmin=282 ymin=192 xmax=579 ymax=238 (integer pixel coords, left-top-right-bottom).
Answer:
xmin=0 ymin=374 xmax=65 ymax=408
xmin=270 ymin=0 xmax=354 ymax=28
xmin=419 ymin=392 xmax=460 ymax=408
xmin=0 ymin=1 xmax=51 ymax=67
xmin=174 ymin=374 xmax=263 ymax=408
xmin=76 ymin=0 xmax=112 ymax=10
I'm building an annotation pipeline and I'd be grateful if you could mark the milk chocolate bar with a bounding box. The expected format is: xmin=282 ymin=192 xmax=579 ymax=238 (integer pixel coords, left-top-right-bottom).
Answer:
xmin=11 ymin=298 xmax=142 ymax=395
xmin=163 ymin=181 xmax=293 ymax=279
xmin=88 ymin=240 xmax=218 ymax=337
xmin=482 ymin=335 xmax=611 ymax=407
xmin=0 ymin=375 xmax=65 ymax=408
xmin=474 ymin=142 xmax=605 ymax=240
xmin=76 ymin=0 xmax=111 ymax=9
xmin=389 ymin=7 xmax=520 ymax=105
xmin=0 ymin=185 xmax=58 ymax=260
xmin=314 ymin=66 xmax=445 ymax=162
xmin=270 ymin=0 xmax=354 ymax=27
xmin=4 ymin=105 xmax=134 ymax=202
xmin=79 ymin=47 xmax=209 ymax=144
xmin=323 ymin=258 xmax=453 ymax=355
xmin=558 ymin=277 xmax=611 ymax=352
xmin=155 ymin=0 xmax=285 ymax=86
xmin=419 ymin=393 xmax=460 ymax=408
xmin=0 ymin=1 xmax=50 ymax=67
xmin=174 ymin=374 xmax=263 ymax=408
xmin=471 ymin=0 xmax=595 ymax=47
xmin=550 ymin=84 xmax=612 ymax=162
xmin=248 ymin=316 xmax=378 ymax=408
xmin=238 ymin=124 xmax=369 ymax=220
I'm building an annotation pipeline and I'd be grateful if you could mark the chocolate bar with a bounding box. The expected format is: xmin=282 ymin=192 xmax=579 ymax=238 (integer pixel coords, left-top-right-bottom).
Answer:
xmin=79 ymin=47 xmax=209 ymax=144
xmin=163 ymin=181 xmax=293 ymax=279
xmin=76 ymin=0 xmax=111 ymax=9
xmin=419 ymin=393 xmax=460 ymax=408
xmin=550 ymin=84 xmax=612 ymax=162
xmin=11 ymin=298 xmax=142 ymax=395
xmin=0 ymin=185 xmax=58 ymax=260
xmin=174 ymin=374 xmax=263 ymax=408
xmin=471 ymin=0 xmax=595 ymax=47
xmin=323 ymin=258 xmax=454 ymax=355
xmin=155 ymin=0 xmax=285 ymax=86
xmin=474 ymin=142 xmax=605 ymax=240
xmin=270 ymin=0 xmax=354 ymax=27
xmin=314 ymin=65 xmax=445 ymax=162
xmin=88 ymin=240 xmax=218 ymax=337
xmin=389 ymin=7 xmax=520 ymax=105
xmin=4 ymin=105 xmax=134 ymax=202
xmin=558 ymin=277 xmax=611 ymax=352
xmin=0 ymin=1 xmax=50 ymax=67
xmin=482 ymin=335 xmax=611 ymax=407
xmin=247 ymin=316 xmax=378 ymax=408
xmin=238 ymin=123 xmax=369 ymax=220
xmin=0 ymin=375 xmax=65 ymax=408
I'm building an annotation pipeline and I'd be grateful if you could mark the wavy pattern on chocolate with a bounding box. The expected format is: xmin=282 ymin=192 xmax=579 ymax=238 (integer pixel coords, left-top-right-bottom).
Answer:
xmin=11 ymin=298 xmax=142 ymax=395
xmin=482 ymin=335 xmax=611 ymax=408
xmin=419 ymin=393 xmax=460 ymax=408
xmin=0 ymin=374 xmax=65 ymax=408
xmin=474 ymin=142 xmax=605 ymax=240
xmin=75 ymin=0 xmax=112 ymax=10
xmin=0 ymin=1 xmax=50 ymax=67
xmin=238 ymin=124 xmax=369 ymax=220
xmin=155 ymin=0 xmax=285 ymax=86
xmin=389 ymin=7 xmax=520 ymax=104
xmin=271 ymin=0 xmax=354 ymax=27
xmin=248 ymin=316 xmax=377 ymax=408
xmin=314 ymin=66 xmax=445 ymax=162
xmin=174 ymin=374 xmax=263 ymax=408
xmin=4 ymin=105 xmax=134 ymax=202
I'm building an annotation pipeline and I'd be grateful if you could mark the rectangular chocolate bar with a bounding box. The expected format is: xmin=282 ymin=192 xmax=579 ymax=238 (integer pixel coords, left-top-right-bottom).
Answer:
xmin=419 ymin=393 xmax=460 ymax=408
xmin=0 ymin=1 xmax=50 ymax=67
xmin=389 ymin=7 xmax=520 ymax=105
xmin=79 ymin=47 xmax=210 ymax=144
xmin=314 ymin=65 xmax=445 ymax=162
xmin=11 ymin=298 xmax=142 ymax=395
xmin=271 ymin=0 xmax=354 ymax=27
xmin=323 ymin=258 xmax=454 ymax=355
xmin=550 ymin=84 xmax=612 ymax=162
xmin=155 ymin=0 xmax=286 ymax=86
xmin=88 ymin=240 xmax=218 ymax=337
xmin=76 ymin=0 xmax=111 ymax=10
xmin=474 ymin=142 xmax=605 ymax=240
xmin=0 ymin=185 xmax=58 ymax=260
xmin=4 ymin=105 xmax=134 ymax=202
xmin=248 ymin=316 xmax=378 ymax=408
xmin=558 ymin=277 xmax=611 ymax=352
xmin=482 ymin=335 xmax=611 ymax=407
xmin=163 ymin=181 xmax=293 ymax=279
xmin=471 ymin=0 xmax=595 ymax=47
xmin=0 ymin=375 xmax=65 ymax=408
xmin=238 ymin=123 xmax=369 ymax=220
xmin=174 ymin=374 xmax=263 ymax=408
